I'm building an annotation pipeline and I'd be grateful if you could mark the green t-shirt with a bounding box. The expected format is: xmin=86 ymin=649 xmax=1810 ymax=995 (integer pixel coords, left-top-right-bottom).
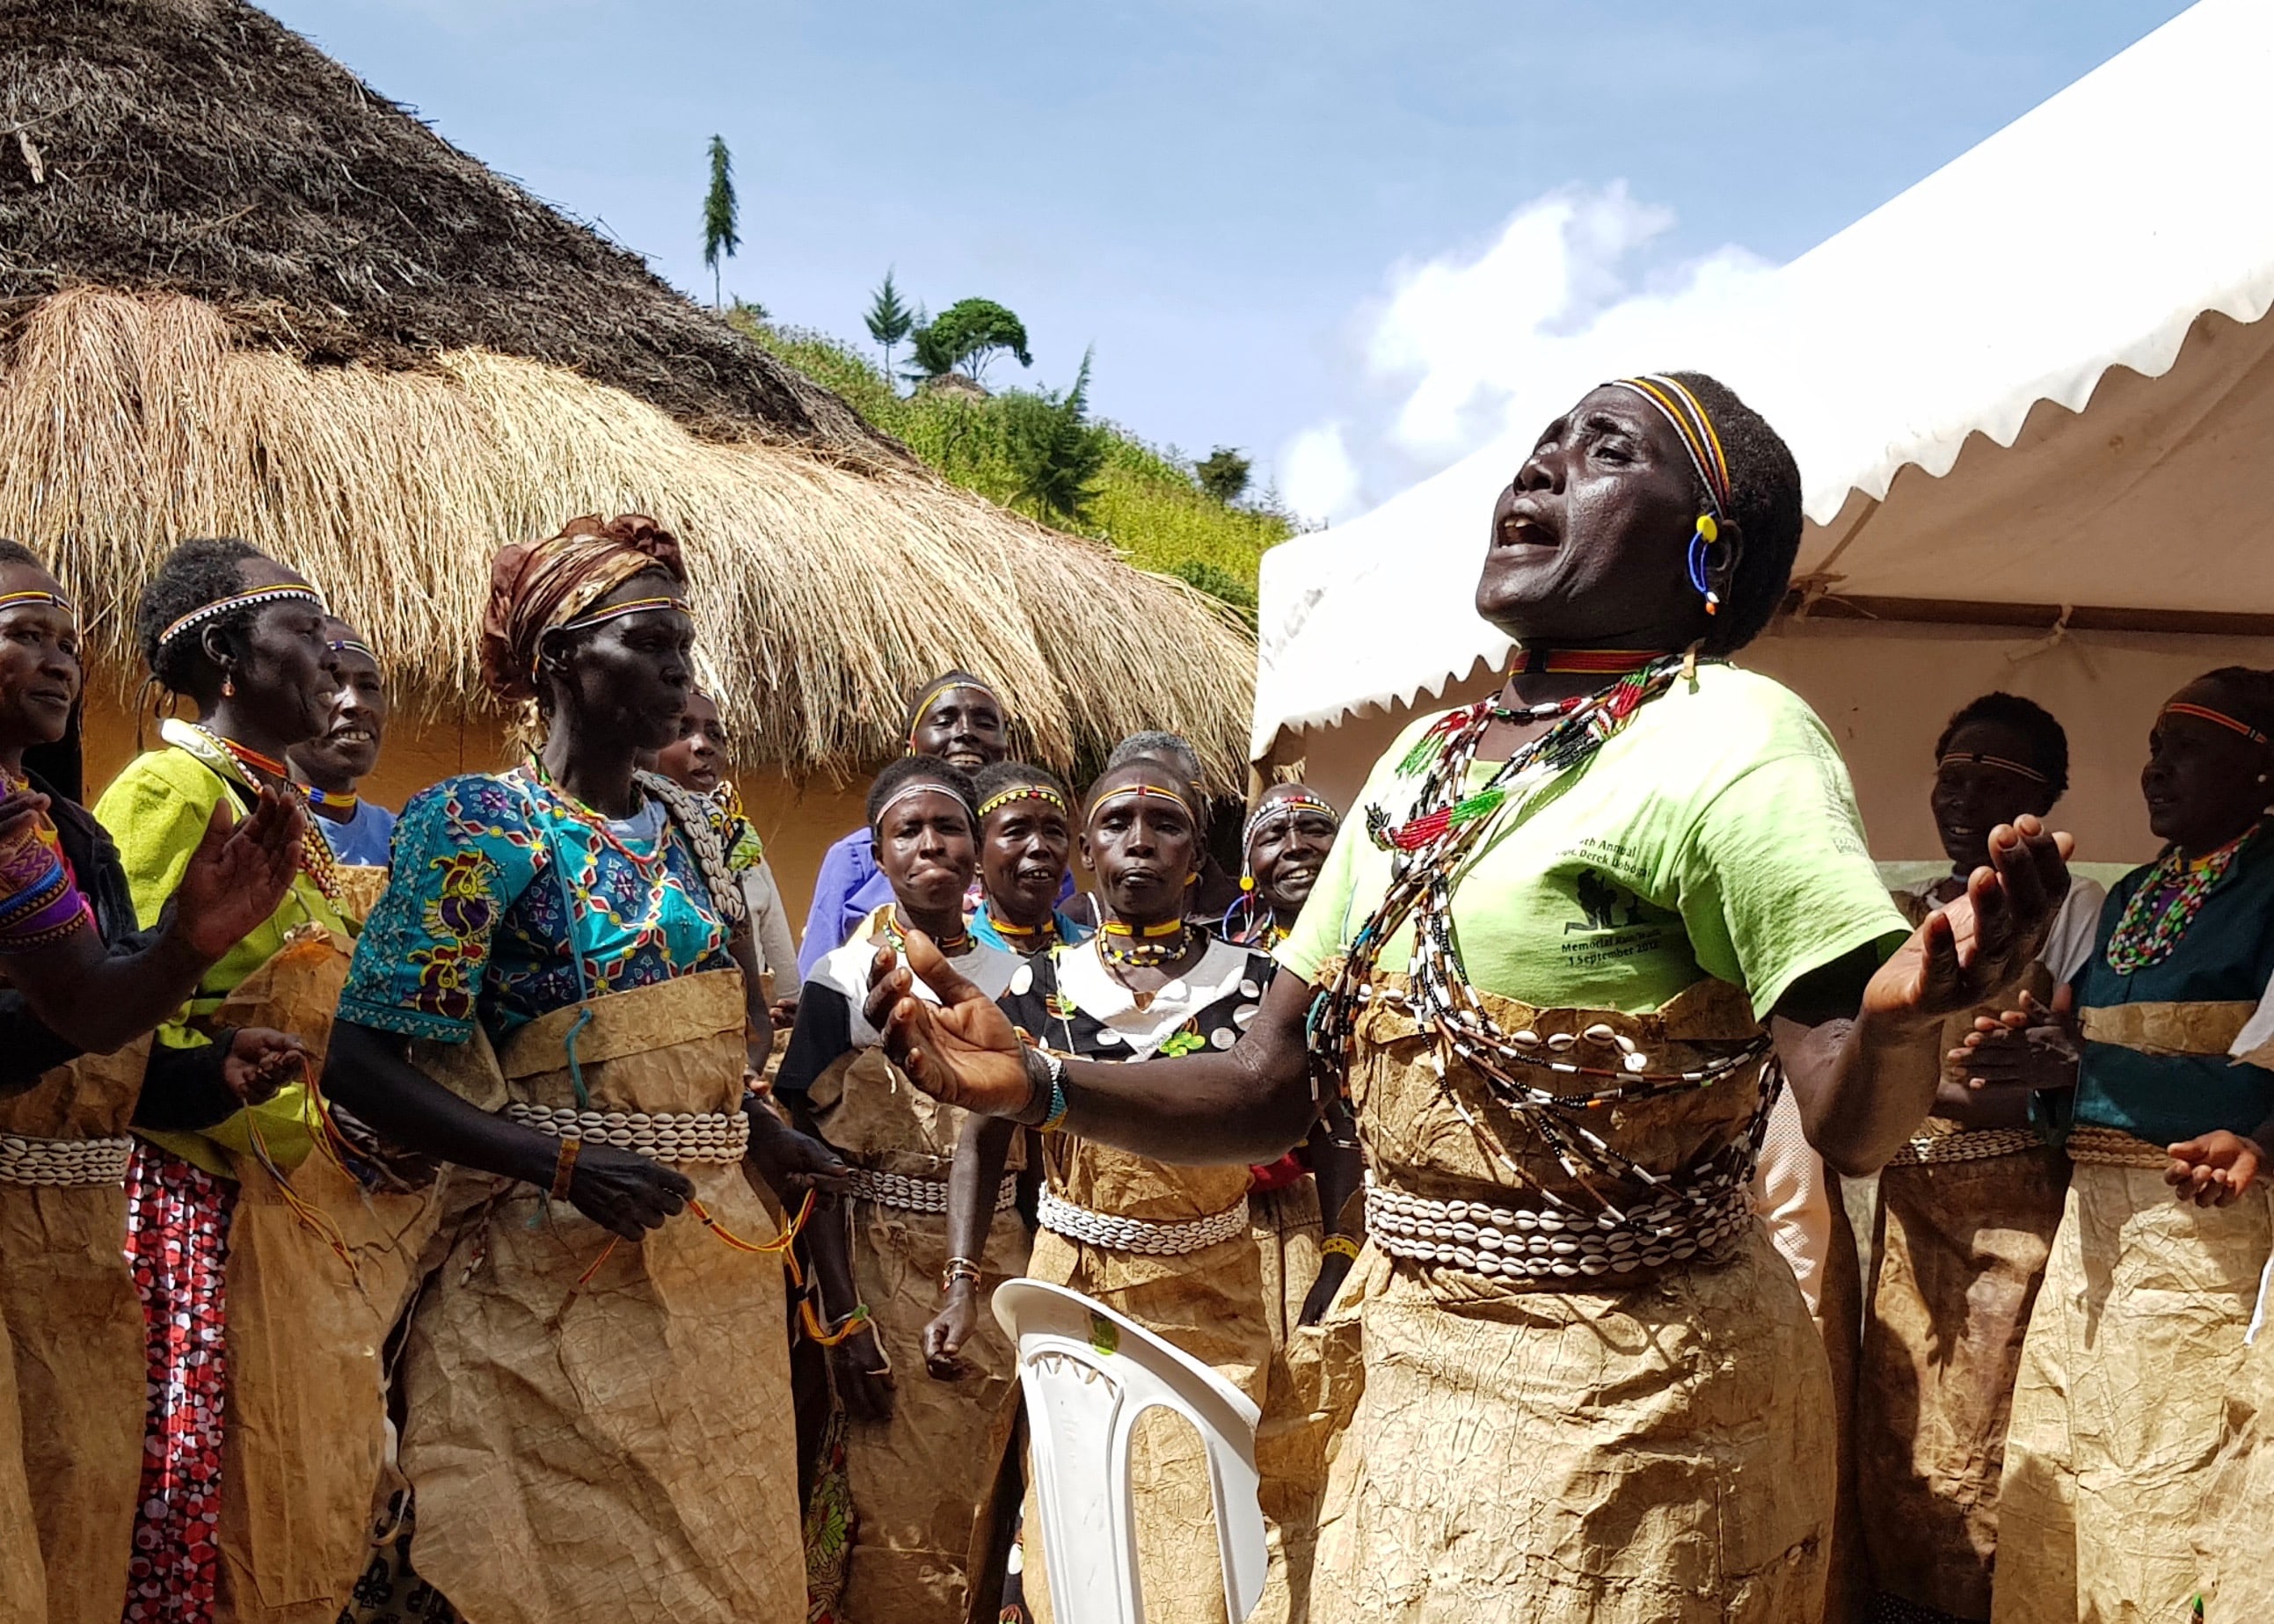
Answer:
xmin=1278 ymin=665 xmax=1910 ymax=1021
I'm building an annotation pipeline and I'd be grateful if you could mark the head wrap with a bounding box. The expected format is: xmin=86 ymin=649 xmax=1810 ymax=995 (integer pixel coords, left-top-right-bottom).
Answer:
xmin=481 ymin=513 xmax=688 ymax=702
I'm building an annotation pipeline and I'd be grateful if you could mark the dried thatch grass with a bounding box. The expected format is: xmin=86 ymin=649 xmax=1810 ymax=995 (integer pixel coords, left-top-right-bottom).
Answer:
xmin=0 ymin=288 xmax=1257 ymax=785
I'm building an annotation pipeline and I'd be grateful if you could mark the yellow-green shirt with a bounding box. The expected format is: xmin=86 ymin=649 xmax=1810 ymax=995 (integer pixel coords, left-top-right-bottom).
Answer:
xmin=1279 ymin=665 xmax=1909 ymax=1021
xmin=94 ymin=732 xmax=351 ymax=1174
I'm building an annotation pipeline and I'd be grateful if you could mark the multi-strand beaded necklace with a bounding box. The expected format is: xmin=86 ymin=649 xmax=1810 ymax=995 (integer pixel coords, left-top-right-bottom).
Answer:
xmin=193 ymin=726 xmax=344 ymax=907
xmin=1311 ymin=657 xmax=1775 ymax=1214
xmin=2103 ymin=823 xmax=2258 ymax=975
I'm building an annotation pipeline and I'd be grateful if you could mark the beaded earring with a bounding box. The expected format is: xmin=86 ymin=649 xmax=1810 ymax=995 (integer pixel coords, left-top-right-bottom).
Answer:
xmin=1685 ymin=514 xmax=1722 ymax=616
xmin=222 ymin=673 xmax=237 ymax=699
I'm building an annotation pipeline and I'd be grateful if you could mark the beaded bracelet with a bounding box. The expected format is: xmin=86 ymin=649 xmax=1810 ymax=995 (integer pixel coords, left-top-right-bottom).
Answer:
xmin=941 ymin=1256 xmax=983 ymax=1294
xmin=1034 ymin=1050 xmax=1071 ymax=1133
xmin=550 ymin=1136 xmax=582 ymax=1202
xmin=1320 ymin=1234 xmax=1361 ymax=1262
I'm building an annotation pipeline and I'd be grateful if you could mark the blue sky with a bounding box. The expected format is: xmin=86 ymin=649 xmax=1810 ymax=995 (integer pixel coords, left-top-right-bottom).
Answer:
xmin=270 ymin=0 xmax=2191 ymax=520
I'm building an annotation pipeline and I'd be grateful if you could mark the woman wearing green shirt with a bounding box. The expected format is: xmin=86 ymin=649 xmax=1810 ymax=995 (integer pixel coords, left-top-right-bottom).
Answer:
xmin=862 ymin=373 xmax=2072 ymax=1624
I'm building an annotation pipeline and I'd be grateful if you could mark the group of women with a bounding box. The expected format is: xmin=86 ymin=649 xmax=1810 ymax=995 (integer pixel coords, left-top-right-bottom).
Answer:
xmin=0 ymin=370 xmax=2263 ymax=1624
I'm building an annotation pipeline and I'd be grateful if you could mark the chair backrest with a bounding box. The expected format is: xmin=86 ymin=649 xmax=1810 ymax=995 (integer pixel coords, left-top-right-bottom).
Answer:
xmin=993 ymin=1278 xmax=1268 ymax=1624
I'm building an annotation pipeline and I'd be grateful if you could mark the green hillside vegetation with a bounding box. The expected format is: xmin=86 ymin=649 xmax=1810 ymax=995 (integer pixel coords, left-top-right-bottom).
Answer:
xmin=731 ymin=310 xmax=1297 ymax=617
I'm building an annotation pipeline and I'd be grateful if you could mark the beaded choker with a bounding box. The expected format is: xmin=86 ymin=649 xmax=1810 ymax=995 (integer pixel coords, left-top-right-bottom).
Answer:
xmin=1098 ymin=918 xmax=1192 ymax=969
xmin=984 ymin=910 xmax=1058 ymax=946
xmin=880 ymin=907 xmax=972 ymax=958
xmin=1317 ymin=659 xmax=1775 ymax=1211
xmin=1510 ymin=648 xmax=1670 ymax=676
xmin=302 ymin=784 xmax=360 ymax=813
xmin=2104 ymin=824 xmax=2258 ymax=974
xmin=191 ymin=726 xmax=342 ymax=906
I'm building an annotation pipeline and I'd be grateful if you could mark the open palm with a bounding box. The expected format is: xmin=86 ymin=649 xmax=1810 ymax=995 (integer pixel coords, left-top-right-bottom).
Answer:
xmin=864 ymin=936 xmax=1034 ymax=1115
xmin=174 ymin=790 xmax=307 ymax=959
xmin=1868 ymin=817 xmax=2074 ymax=1024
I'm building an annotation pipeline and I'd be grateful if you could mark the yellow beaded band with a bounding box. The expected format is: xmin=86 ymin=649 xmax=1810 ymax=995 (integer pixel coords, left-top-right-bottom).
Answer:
xmin=977 ymin=784 xmax=1069 ymax=819
xmin=1320 ymin=1234 xmax=1361 ymax=1262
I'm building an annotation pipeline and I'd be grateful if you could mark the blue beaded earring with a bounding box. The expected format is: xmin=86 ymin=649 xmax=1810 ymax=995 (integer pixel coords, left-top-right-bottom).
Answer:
xmin=1685 ymin=513 xmax=1722 ymax=616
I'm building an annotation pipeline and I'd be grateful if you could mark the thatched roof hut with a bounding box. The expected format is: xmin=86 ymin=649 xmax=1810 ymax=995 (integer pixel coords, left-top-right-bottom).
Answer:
xmin=0 ymin=0 xmax=1257 ymax=842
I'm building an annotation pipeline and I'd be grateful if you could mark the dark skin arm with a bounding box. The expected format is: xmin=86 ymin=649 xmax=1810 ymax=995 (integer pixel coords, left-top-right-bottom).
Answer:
xmin=1299 ymin=1102 xmax=1365 ymax=1326
xmin=865 ymin=821 xmax=2073 ymax=1178
xmin=781 ymin=1091 xmax=891 ymax=1419
xmin=0 ymin=790 xmax=304 ymax=1062
xmin=923 ymin=1111 xmax=1021 ymax=1374
xmin=324 ymin=1019 xmax=694 ymax=1242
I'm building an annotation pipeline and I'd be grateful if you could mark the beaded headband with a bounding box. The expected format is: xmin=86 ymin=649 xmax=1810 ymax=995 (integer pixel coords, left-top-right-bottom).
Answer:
xmin=0 ymin=588 xmax=77 ymax=623
xmin=976 ymin=783 xmax=1069 ymax=820
xmin=1089 ymin=782 xmax=1195 ymax=821
xmin=551 ymin=595 xmax=687 ymax=637
xmin=2161 ymin=700 xmax=2271 ymax=746
xmin=327 ymin=637 xmax=377 ymax=662
xmin=1243 ymin=790 xmax=1339 ymax=854
xmin=871 ymin=776 xmax=976 ymax=833
xmin=1936 ymin=751 xmax=2050 ymax=786
xmin=904 ymin=678 xmax=1003 ymax=752
xmin=158 ymin=585 xmax=326 ymax=649
xmin=1607 ymin=375 xmax=1731 ymax=518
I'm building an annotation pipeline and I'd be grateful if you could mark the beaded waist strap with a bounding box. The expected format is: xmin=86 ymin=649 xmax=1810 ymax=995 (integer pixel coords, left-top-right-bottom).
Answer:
xmin=502 ymin=1103 xmax=750 ymax=1164
xmin=846 ymin=1168 xmax=1019 ymax=1215
xmin=1885 ymin=1125 xmax=2047 ymax=1168
xmin=0 ymin=1132 xmax=135 ymax=1188
xmin=1366 ymin=1176 xmax=1753 ymax=1285
xmin=1037 ymin=1188 xmax=1250 ymax=1256
xmin=2065 ymin=1125 xmax=2173 ymax=1169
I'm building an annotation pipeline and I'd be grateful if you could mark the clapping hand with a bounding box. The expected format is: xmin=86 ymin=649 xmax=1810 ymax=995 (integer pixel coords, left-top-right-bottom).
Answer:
xmin=173 ymin=790 xmax=307 ymax=961
xmin=1869 ymin=819 xmax=2074 ymax=1027
xmin=220 ymin=1027 xmax=308 ymax=1103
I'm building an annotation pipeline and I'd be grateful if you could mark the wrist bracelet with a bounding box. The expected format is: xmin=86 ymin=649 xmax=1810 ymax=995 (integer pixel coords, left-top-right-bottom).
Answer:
xmin=550 ymin=1136 xmax=582 ymax=1202
xmin=1320 ymin=1234 xmax=1361 ymax=1261
xmin=1035 ymin=1049 xmax=1070 ymax=1133
xmin=941 ymin=1256 xmax=983 ymax=1294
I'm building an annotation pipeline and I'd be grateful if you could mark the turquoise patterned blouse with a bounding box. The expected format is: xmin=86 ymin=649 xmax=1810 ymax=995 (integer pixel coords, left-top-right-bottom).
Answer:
xmin=338 ymin=768 xmax=734 ymax=1045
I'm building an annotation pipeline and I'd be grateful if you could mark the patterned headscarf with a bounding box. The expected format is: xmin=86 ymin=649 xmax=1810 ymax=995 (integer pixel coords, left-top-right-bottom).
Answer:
xmin=480 ymin=513 xmax=688 ymax=702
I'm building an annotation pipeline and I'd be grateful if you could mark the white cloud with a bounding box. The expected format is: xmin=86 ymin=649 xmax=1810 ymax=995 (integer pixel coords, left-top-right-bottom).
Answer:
xmin=1278 ymin=421 xmax=1362 ymax=525
xmin=1292 ymin=182 xmax=1778 ymax=519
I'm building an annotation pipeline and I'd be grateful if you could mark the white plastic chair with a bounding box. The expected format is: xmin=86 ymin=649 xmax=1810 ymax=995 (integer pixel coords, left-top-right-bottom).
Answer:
xmin=993 ymin=1277 xmax=1268 ymax=1623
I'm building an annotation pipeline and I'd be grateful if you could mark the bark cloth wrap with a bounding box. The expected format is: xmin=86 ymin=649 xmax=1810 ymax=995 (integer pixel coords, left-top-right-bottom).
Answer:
xmin=1309 ymin=970 xmax=1833 ymax=1624
xmin=1856 ymin=959 xmax=2066 ymax=1620
xmin=1019 ymin=1130 xmax=1295 ymax=1624
xmin=210 ymin=928 xmax=441 ymax=1624
xmin=0 ymin=1035 xmax=154 ymax=1624
xmin=397 ymin=967 xmax=804 ymax=1624
xmin=804 ymin=1044 xmax=1031 ymax=1624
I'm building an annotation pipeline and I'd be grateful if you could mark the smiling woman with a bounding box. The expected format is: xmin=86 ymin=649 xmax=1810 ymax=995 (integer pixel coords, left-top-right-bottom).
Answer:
xmin=321 ymin=513 xmax=842 ymax=1624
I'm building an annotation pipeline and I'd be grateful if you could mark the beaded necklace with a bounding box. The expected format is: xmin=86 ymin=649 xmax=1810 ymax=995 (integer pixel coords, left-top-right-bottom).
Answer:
xmin=981 ymin=907 xmax=1059 ymax=950
xmin=302 ymin=784 xmax=360 ymax=814
xmin=879 ymin=906 xmax=973 ymax=959
xmin=195 ymin=726 xmax=343 ymax=906
xmin=522 ymin=757 xmax=671 ymax=873
xmin=1098 ymin=916 xmax=1192 ymax=970
xmin=1313 ymin=659 xmax=1775 ymax=1213
xmin=2104 ymin=824 xmax=2258 ymax=974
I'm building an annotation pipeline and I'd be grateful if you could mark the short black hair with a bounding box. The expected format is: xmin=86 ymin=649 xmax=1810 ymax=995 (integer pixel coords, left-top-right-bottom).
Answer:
xmin=2195 ymin=667 xmax=2274 ymax=739
xmin=866 ymin=754 xmax=978 ymax=832
xmin=1935 ymin=692 xmax=2071 ymax=800
xmin=0 ymin=540 xmax=46 ymax=572
xmin=135 ymin=537 xmax=263 ymax=692
xmin=1663 ymin=371 xmax=1803 ymax=656
xmin=973 ymin=759 xmax=1069 ymax=813
xmin=1105 ymin=730 xmax=1202 ymax=783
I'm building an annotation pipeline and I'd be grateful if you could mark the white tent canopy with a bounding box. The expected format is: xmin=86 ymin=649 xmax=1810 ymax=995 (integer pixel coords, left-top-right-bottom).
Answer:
xmin=1255 ymin=0 xmax=2274 ymax=860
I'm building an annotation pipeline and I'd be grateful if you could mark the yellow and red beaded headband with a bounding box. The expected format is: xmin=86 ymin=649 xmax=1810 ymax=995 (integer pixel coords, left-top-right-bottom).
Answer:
xmin=1089 ymin=782 xmax=1196 ymax=820
xmin=1607 ymin=375 xmax=1732 ymax=518
xmin=0 ymin=588 xmax=77 ymax=626
xmin=158 ymin=585 xmax=325 ymax=649
xmin=2162 ymin=700 xmax=2271 ymax=746
xmin=976 ymin=783 xmax=1069 ymax=820
xmin=1936 ymin=751 xmax=2050 ymax=787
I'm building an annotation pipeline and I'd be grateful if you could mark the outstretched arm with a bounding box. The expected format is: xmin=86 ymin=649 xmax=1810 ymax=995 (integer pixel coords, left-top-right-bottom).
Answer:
xmin=864 ymin=933 xmax=1319 ymax=1163
xmin=0 ymin=790 xmax=306 ymax=1064
xmin=1773 ymin=817 xmax=2074 ymax=1176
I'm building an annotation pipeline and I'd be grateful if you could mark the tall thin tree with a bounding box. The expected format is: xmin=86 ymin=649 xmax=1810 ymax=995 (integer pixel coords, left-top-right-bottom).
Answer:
xmin=702 ymin=135 xmax=740 ymax=310
xmin=864 ymin=269 xmax=915 ymax=383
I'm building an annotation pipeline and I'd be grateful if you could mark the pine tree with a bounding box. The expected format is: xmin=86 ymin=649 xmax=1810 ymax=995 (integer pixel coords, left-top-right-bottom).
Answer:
xmin=702 ymin=135 xmax=740 ymax=310
xmin=1194 ymin=448 xmax=1252 ymax=505
xmin=1009 ymin=349 xmax=1106 ymax=525
xmin=864 ymin=270 xmax=915 ymax=382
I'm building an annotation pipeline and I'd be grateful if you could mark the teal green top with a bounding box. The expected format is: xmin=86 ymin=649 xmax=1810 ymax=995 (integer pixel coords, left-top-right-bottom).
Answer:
xmin=2067 ymin=837 xmax=2274 ymax=1144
